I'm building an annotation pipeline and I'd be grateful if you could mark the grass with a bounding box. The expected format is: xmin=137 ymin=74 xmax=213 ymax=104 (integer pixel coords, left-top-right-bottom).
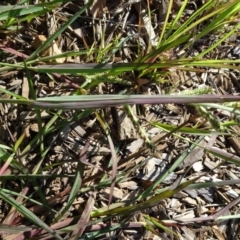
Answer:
xmin=0 ymin=0 xmax=240 ymax=239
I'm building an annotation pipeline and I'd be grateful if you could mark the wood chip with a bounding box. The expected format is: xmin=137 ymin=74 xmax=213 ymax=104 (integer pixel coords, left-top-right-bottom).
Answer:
xmin=103 ymin=187 xmax=123 ymax=200
xmin=198 ymin=188 xmax=214 ymax=203
xmin=212 ymin=225 xmax=225 ymax=240
xmin=227 ymin=135 xmax=240 ymax=157
xmin=127 ymin=138 xmax=144 ymax=153
xmin=183 ymin=197 xmax=197 ymax=206
xmin=173 ymin=191 xmax=188 ymax=199
xmin=225 ymin=189 xmax=239 ymax=198
xmin=192 ymin=161 xmax=203 ymax=172
xmin=204 ymin=156 xmax=219 ymax=172
xmin=30 ymin=122 xmax=44 ymax=133
xmin=117 ymin=109 xmax=140 ymax=140
xmin=118 ymin=181 xmax=138 ymax=190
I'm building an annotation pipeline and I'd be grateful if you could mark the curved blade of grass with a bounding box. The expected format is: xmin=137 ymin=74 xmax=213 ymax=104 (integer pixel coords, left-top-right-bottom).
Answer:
xmin=151 ymin=122 xmax=212 ymax=135
xmin=0 ymin=189 xmax=63 ymax=240
xmin=136 ymin=34 xmax=192 ymax=63
xmin=91 ymin=176 xmax=200 ymax=218
xmin=95 ymin=111 xmax=118 ymax=207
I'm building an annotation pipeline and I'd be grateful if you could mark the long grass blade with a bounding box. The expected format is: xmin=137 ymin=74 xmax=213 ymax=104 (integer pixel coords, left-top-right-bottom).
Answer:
xmin=31 ymin=94 xmax=240 ymax=110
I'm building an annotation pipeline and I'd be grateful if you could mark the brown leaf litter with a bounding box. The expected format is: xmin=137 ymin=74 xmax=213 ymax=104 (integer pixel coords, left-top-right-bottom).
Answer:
xmin=0 ymin=1 xmax=240 ymax=239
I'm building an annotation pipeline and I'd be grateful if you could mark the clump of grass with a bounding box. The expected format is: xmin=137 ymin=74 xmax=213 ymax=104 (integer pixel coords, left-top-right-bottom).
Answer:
xmin=0 ymin=0 xmax=240 ymax=239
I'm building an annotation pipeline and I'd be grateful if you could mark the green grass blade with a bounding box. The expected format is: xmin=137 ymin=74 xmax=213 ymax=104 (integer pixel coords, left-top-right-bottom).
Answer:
xmin=31 ymin=60 xmax=240 ymax=74
xmin=151 ymin=122 xmax=212 ymax=135
xmin=197 ymin=21 xmax=240 ymax=57
xmin=0 ymin=5 xmax=50 ymax=21
xmin=0 ymin=86 xmax=27 ymax=100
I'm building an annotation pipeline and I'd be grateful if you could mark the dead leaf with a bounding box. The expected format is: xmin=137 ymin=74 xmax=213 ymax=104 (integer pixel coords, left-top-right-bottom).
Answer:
xmin=103 ymin=187 xmax=123 ymax=200
xmin=192 ymin=161 xmax=203 ymax=172
xmin=32 ymin=35 xmax=65 ymax=63
xmin=136 ymin=78 xmax=149 ymax=88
